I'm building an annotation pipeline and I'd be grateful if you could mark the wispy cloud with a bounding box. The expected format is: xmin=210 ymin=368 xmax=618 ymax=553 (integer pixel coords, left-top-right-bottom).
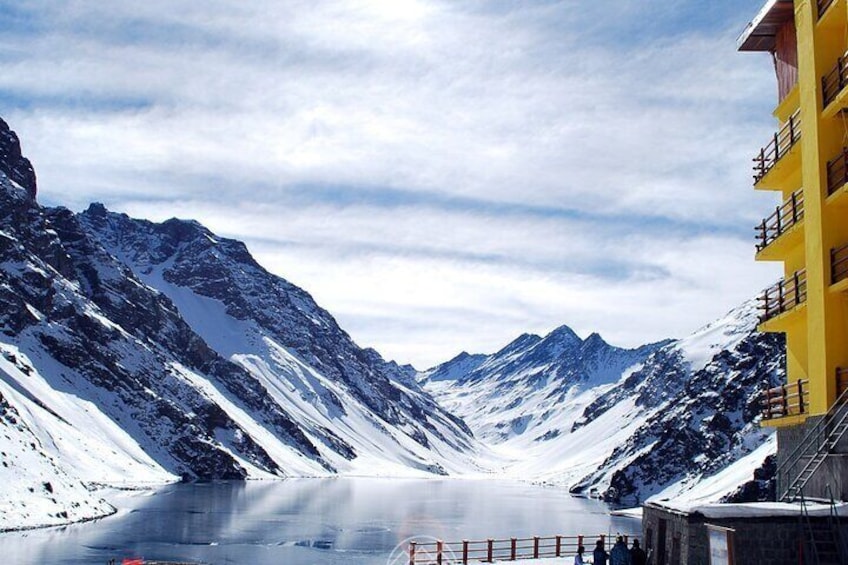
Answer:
xmin=0 ymin=0 xmax=781 ymax=367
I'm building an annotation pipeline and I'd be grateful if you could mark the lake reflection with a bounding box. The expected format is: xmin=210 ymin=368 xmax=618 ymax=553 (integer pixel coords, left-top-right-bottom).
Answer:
xmin=2 ymin=479 xmax=639 ymax=564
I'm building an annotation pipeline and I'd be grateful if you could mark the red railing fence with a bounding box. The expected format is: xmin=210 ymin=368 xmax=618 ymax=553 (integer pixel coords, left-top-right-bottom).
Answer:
xmin=755 ymin=190 xmax=804 ymax=253
xmin=762 ymin=379 xmax=809 ymax=421
xmin=753 ymin=111 xmax=801 ymax=183
xmin=408 ymin=533 xmax=638 ymax=564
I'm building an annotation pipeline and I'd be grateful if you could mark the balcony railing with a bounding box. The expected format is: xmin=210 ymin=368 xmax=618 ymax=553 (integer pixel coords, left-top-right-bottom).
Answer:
xmin=832 ymin=243 xmax=848 ymax=285
xmin=755 ymin=190 xmax=804 ymax=253
xmin=823 ymin=52 xmax=848 ymax=107
xmin=838 ymin=368 xmax=848 ymax=398
xmin=753 ymin=111 xmax=801 ymax=183
xmin=759 ymin=270 xmax=807 ymax=323
xmin=827 ymin=147 xmax=848 ymax=195
xmin=819 ymin=0 xmax=836 ymax=19
xmin=762 ymin=379 xmax=809 ymax=420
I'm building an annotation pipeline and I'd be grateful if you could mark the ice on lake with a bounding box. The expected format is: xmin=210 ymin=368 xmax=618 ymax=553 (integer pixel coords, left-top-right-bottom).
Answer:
xmin=1 ymin=478 xmax=639 ymax=564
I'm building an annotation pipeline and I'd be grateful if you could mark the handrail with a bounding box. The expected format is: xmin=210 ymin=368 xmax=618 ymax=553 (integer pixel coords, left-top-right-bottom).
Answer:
xmin=826 ymin=148 xmax=848 ymax=195
xmin=753 ymin=111 xmax=801 ymax=183
xmin=762 ymin=379 xmax=809 ymax=420
xmin=832 ymin=243 xmax=848 ymax=285
xmin=819 ymin=0 xmax=836 ymax=19
xmin=759 ymin=270 xmax=807 ymax=323
xmin=755 ymin=190 xmax=804 ymax=253
xmin=776 ymin=380 xmax=848 ymax=502
xmin=822 ymin=51 xmax=848 ymax=107
xmin=408 ymin=533 xmax=638 ymax=564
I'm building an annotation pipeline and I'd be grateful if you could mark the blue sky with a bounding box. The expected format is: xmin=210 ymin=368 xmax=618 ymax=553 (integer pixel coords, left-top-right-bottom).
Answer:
xmin=0 ymin=0 xmax=782 ymax=367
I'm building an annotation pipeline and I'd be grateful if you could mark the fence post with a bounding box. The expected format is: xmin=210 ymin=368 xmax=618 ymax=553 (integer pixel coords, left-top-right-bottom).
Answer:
xmin=487 ymin=539 xmax=494 ymax=563
xmin=798 ymin=379 xmax=805 ymax=414
xmin=763 ymin=386 xmax=770 ymax=418
xmin=759 ymin=148 xmax=766 ymax=179
xmin=843 ymin=149 xmax=848 ymax=187
xmin=791 ymin=191 xmax=798 ymax=223
xmin=533 ymin=536 xmax=540 ymax=558
xmin=774 ymin=131 xmax=780 ymax=160
xmin=794 ymin=272 xmax=801 ymax=305
xmin=782 ymin=384 xmax=789 ymax=416
xmin=437 ymin=540 xmax=444 ymax=565
xmin=578 ymin=535 xmax=584 ymax=550
xmin=409 ymin=541 xmax=416 ymax=565
xmin=556 ymin=535 xmax=562 ymax=557
xmin=510 ymin=538 xmax=517 ymax=560
xmin=789 ymin=115 xmax=795 ymax=145
xmin=463 ymin=540 xmax=469 ymax=565
xmin=600 ymin=535 xmax=606 ymax=550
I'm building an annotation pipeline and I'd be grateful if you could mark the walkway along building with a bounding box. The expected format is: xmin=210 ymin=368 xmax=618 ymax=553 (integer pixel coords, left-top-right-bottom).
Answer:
xmin=739 ymin=0 xmax=848 ymax=503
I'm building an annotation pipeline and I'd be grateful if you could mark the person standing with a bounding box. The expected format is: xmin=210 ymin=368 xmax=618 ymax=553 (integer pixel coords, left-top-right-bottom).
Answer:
xmin=574 ymin=545 xmax=586 ymax=565
xmin=610 ymin=536 xmax=632 ymax=565
xmin=630 ymin=539 xmax=647 ymax=565
xmin=593 ymin=538 xmax=609 ymax=565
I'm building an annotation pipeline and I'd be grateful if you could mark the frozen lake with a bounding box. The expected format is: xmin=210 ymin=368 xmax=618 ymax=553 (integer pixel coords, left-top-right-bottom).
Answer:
xmin=1 ymin=478 xmax=640 ymax=564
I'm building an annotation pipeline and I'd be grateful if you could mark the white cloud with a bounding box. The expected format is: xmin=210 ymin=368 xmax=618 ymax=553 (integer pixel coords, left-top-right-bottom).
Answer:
xmin=1 ymin=0 xmax=784 ymax=366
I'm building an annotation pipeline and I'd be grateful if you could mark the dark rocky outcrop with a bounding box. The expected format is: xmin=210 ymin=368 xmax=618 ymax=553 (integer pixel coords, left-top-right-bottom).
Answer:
xmin=0 ymin=118 xmax=36 ymax=199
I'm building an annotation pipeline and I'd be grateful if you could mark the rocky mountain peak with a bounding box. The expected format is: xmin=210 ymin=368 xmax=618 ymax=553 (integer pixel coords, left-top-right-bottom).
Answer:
xmin=582 ymin=332 xmax=608 ymax=349
xmin=0 ymin=118 xmax=36 ymax=200
xmin=85 ymin=202 xmax=109 ymax=217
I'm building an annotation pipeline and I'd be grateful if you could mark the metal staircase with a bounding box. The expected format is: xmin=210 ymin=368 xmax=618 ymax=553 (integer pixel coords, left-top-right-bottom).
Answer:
xmin=776 ymin=385 xmax=848 ymax=503
xmin=798 ymin=487 xmax=847 ymax=565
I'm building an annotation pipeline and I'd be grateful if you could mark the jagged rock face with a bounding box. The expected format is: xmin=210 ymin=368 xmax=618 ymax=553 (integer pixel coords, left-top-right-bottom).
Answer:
xmin=0 ymin=178 xmax=315 ymax=479
xmin=0 ymin=128 xmax=477 ymax=499
xmin=724 ymin=455 xmax=776 ymax=503
xmin=569 ymin=305 xmax=784 ymax=502
xmin=78 ymin=204 xmax=473 ymax=448
xmin=0 ymin=119 xmax=36 ymax=200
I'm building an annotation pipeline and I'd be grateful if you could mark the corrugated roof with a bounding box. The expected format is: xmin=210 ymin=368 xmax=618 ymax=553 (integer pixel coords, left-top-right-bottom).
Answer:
xmin=737 ymin=0 xmax=795 ymax=52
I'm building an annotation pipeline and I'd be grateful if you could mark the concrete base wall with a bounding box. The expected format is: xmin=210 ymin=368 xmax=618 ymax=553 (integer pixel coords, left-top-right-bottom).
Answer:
xmin=642 ymin=504 xmax=847 ymax=565
xmin=777 ymin=415 xmax=848 ymax=501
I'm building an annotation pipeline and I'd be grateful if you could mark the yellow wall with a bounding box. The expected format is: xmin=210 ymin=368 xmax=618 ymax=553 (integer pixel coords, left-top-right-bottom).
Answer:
xmin=757 ymin=0 xmax=848 ymax=425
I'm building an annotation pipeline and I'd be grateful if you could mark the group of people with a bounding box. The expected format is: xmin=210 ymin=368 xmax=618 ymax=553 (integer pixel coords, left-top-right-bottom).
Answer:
xmin=574 ymin=535 xmax=646 ymax=565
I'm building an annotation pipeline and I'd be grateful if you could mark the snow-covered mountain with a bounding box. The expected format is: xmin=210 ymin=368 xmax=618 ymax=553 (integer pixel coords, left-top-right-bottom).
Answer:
xmin=0 ymin=116 xmax=786 ymax=533
xmin=422 ymin=302 xmax=785 ymax=504
xmin=422 ymin=328 xmax=667 ymax=443
xmin=0 ymin=119 xmax=481 ymax=531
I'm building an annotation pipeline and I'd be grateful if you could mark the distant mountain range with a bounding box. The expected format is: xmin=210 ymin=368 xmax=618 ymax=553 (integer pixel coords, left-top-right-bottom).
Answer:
xmin=421 ymin=301 xmax=784 ymax=504
xmin=0 ymin=117 xmax=784 ymax=531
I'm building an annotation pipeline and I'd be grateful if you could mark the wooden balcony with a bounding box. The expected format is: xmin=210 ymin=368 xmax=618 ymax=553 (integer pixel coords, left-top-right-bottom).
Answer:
xmin=838 ymin=368 xmax=848 ymax=398
xmin=759 ymin=270 xmax=807 ymax=324
xmin=827 ymin=148 xmax=848 ymax=196
xmin=755 ymin=190 xmax=804 ymax=255
xmin=819 ymin=0 xmax=837 ymax=19
xmin=762 ymin=379 xmax=809 ymax=421
xmin=832 ymin=243 xmax=848 ymax=286
xmin=753 ymin=111 xmax=801 ymax=185
xmin=822 ymin=52 xmax=848 ymax=108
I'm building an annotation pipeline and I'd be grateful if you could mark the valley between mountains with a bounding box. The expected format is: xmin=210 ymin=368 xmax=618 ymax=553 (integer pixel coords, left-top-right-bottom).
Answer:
xmin=0 ymin=118 xmax=783 ymax=531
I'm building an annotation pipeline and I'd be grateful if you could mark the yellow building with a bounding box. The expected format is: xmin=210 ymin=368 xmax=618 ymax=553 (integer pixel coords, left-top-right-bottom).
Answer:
xmin=740 ymin=0 xmax=848 ymax=502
